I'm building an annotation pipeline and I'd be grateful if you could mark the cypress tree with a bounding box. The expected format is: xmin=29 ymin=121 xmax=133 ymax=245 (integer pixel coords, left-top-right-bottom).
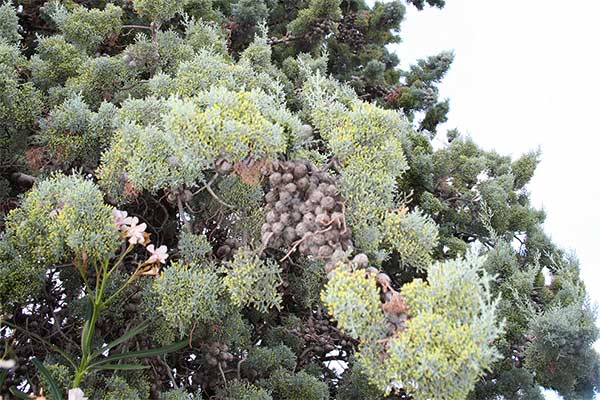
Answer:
xmin=0 ymin=1 xmax=597 ymax=399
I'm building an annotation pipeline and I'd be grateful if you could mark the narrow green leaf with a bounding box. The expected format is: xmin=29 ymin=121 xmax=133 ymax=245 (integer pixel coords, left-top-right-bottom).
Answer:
xmin=10 ymin=386 xmax=35 ymax=399
xmin=90 ymin=321 xmax=149 ymax=360
xmin=32 ymin=358 xmax=64 ymax=400
xmin=89 ymin=363 xmax=150 ymax=371
xmin=80 ymin=296 xmax=94 ymax=358
xmin=0 ymin=369 xmax=7 ymax=387
xmin=89 ymin=340 xmax=187 ymax=368
xmin=2 ymin=321 xmax=78 ymax=369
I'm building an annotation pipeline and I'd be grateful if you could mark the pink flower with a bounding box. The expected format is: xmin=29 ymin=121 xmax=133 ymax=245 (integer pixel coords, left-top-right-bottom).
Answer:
xmin=145 ymin=244 xmax=168 ymax=264
xmin=0 ymin=359 xmax=15 ymax=369
xmin=112 ymin=208 xmax=133 ymax=231
xmin=68 ymin=388 xmax=87 ymax=400
xmin=125 ymin=217 xmax=147 ymax=245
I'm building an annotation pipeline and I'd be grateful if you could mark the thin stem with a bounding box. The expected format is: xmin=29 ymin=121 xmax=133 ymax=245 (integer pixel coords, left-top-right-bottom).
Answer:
xmin=73 ymin=295 xmax=103 ymax=387
xmin=157 ymin=356 xmax=178 ymax=388
xmin=107 ymin=243 xmax=135 ymax=277
xmin=177 ymin=193 xmax=193 ymax=233
xmin=72 ymin=246 xmax=132 ymax=387
xmin=205 ymin=184 xmax=233 ymax=209
xmin=218 ymin=363 xmax=227 ymax=384
xmin=236 ymin=355 xmax=246 ymax=380
xmin=102 ymin=263 xmax=145 ymax=307
xmin=122 ymin=24 xmax=152 ymax=30
xmin=74 ymin=255 xmax=92 ymax=294
xmin=192 ymin=173 xmax=218 ymax=196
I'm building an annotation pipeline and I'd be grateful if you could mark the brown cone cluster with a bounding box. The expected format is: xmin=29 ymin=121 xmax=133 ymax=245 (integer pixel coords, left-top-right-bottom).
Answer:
xmin=261 ymin=160 xmax=351 ymax=270
xmin=262 ymin=159 xmax=410 ymax=341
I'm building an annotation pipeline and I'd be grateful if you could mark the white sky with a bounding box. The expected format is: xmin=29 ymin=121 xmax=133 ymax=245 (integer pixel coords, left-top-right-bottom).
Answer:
xmin=389 ymin=1 xmax=600 ymax=398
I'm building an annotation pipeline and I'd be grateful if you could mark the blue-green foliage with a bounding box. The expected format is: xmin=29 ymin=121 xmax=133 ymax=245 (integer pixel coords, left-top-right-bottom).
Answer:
xmin=0 ymin=2 xmax=20 ymax=43
xmin=160 ymin=387 xmax=202 ymax=400
xmin=39 ymin=94 xmax=117 ymax=168
xmin=262 ymin=369 xmax=329 ymax=400
xmin=4 ymin=174 xmax=119 ymax=264
xmin=58 ymin=55 xmax=142 ymax=107
xmin=225 ymin=380 xmax=273 ymax=400
xmin=469 ymin=366 xmax=544 ymax=400
xmin=40 ymin=363 xmax=71 ymax=400
xmin=302 ymin=70 xmax=437 ymax=264
xmin=210 ymin=175 xmax=266 ymax=242
xmin=184 ymin=16 xmax=228 ymax=54
xmin=30 ymin=35 xmax=88 ymax=91
xmin=526 ymin=294 xmax=598 ymax=396
xmin=381 ymin=207 xmax=439 ymax=271
xmin=95 ymin=375 xmax=147 ymax=400
xmin=336 ymin=364 xmax=385 ymax=400
xmin=242 ymin=344 xmax=297 ymax=378
xmin=98 ymin=87 xmax=291 ymax=202
xmin=123 ymin=30 xmax=195 ymax=75
xmin=0 ymin=40 xmax=44 ymax=162
xmin=221 ymin=248 xmax=283 ymax=313
xmin=177 ymin=231 xmax=212 ymax=263
xmin=1 ymin=1 xmax=594 ymax=399
xmin=232 ymin=0 xmax=269 ymax=26
xmin=0 ymin=37 xmax=23 ymax=68
xmin=132 ymin=0 xmax=184 ymax=23
xmin=287 ymin=0 xmax=341 ymax=37
xmin=157 ymin=49 xmax=285 ymax=101
xmin=153 ymin=261 xmax=225 ymax=336
xmin=48 ymin=2 xmax=123 ymax=53
xmin=1 ymin=175 xmax=118 ymax=308
xmin=323 ymin=252 xmax=503 ymax=399
xmin=321 ymin=267 xmax=385 ymax=340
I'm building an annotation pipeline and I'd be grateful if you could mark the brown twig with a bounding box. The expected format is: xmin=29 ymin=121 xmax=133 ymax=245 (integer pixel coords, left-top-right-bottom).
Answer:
xmin=206 ymin=183 xmax=233 ymax=209
xmin=236 ymin=355 xmax=247 ymax=380
xmin=218 ymin=362 xmax=227 ymax=384
xmin=176 ymin=193 xmax=193 ymax=233
xmin=122 ymin=24 xmax=152 ymax=30
xmin=157 ymin=356 xmax=178 ymax=388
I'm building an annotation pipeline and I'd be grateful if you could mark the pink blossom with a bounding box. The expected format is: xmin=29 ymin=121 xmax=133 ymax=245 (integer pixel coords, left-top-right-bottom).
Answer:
xmin=68 ymin=388 xmax=87 ymax=400
xmin=145 ymin=244 xmax=169 ymax=264
xmin=0 ymin=359 xmax=15 ymax=369
xmin=125 ymin=217 xmax=147 ymax=245
xmin=112 ymin=208 xmax=133 ymax=231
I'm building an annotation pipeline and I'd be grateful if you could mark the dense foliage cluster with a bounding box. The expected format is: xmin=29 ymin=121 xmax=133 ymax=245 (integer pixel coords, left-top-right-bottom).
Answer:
xmin=0 ymin=0 xmax=598 ymax=399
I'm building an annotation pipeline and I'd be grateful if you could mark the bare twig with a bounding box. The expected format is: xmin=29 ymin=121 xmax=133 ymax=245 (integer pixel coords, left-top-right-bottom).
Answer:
xmin=280 ymin=235 xmax=308 ymax=262
xmin=218 ymin=363 xmax=227 ymax=384
xmin=192 ymin=173 xmax=219 ymax=196
xmin=236 ymin=355 xmax=247 ymax=380
xmin=122 ymin=24 xmax=152 ymax=30
xmin=176 ymin=193 xmax=193 ymax=233
xmin=206 ymin=183 xmax=233 ymax=209
xmin=157 ymin=356 xmax=178 ymax=388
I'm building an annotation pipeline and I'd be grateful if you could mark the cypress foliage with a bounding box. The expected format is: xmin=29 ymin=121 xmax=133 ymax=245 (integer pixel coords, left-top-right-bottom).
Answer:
xmin=0 ymin=1 xmax=597 ymax=399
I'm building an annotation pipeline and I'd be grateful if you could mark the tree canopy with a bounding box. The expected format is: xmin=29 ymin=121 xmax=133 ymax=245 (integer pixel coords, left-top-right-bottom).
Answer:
xmin=0 ymin=0 xmax=598 ymax=399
